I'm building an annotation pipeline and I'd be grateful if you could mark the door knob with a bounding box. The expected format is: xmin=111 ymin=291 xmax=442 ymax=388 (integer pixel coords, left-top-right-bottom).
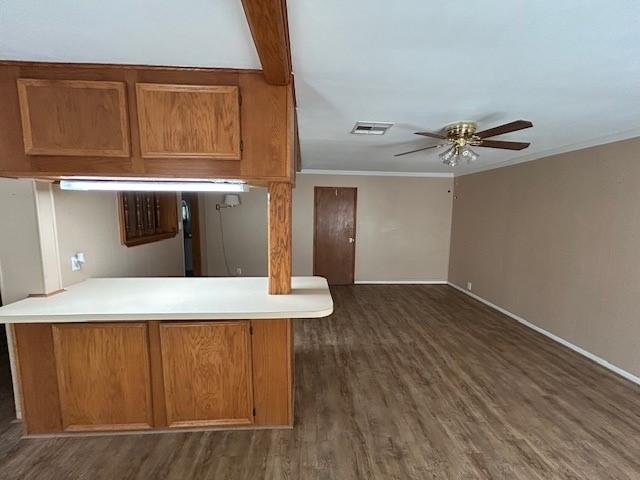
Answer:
xmin=348 ymin=237 xmax=355 ymax=243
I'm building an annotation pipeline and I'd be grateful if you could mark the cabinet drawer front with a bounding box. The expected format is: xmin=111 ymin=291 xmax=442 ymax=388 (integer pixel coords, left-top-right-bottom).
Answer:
xmin=159 ymin=321 xmax=253 ymax=427
xmin=136 ymin=83 xmax=241 ymax=159
xmin=17 ymin=79 xmax=130 ymax=157
xmin=52 ymin=323 xmax=153 ymax=431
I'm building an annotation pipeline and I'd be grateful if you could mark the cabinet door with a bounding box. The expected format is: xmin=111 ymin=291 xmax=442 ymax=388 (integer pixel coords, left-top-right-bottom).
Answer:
xmin=17 ymin=79 xmax=130 ymax=157
xmin=136 ymin=83 xmax=241 ymax=159
xmin=159 ymin=321 xmax=253 ymax=427
xmin=52 ymin=323 xmax=153 ymax=431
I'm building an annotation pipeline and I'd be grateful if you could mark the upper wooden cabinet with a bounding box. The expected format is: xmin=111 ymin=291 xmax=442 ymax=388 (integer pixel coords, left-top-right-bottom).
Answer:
xmin=16 ymin=79 xmax=130 ymax=157
xmin=118 ymin=192 xmax=178 ymax=247
xmin=0 ymin=62 xmax=294 ymax=182
xmin=136 ymin=83 xmax=241 ymax=160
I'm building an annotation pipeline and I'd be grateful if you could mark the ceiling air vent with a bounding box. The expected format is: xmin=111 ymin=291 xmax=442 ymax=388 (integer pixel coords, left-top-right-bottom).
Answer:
xmin=351 ymin=122 xmax=394 ymax=135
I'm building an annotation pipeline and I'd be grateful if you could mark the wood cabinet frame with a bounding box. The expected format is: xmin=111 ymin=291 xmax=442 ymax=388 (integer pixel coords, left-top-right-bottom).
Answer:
xmin=117 ymin=192 xmax=178 ymax=247
xmin=0 ymin=62 xmax=295 ymax=183
xmin=51 ymin=323 xmax=153 ymax=431
xmin=159 ymin=321 xmax=254 ymax=427
xmin=136 ymin=83 xmax=241 ymax=160
xmin=13 ymin=319 xmax=294 ymax=434
xmin=17 ymin=79 xmax=130 ymax=157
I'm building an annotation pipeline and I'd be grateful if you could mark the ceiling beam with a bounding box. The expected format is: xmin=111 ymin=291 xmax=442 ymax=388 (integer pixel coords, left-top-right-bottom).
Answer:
xmin=241 ymin=0 xmax=292 ymax=85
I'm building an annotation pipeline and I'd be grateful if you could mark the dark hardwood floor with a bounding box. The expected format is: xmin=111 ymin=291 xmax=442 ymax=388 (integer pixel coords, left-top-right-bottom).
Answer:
xmin=1 ymin=285 xmax=639 ymax=479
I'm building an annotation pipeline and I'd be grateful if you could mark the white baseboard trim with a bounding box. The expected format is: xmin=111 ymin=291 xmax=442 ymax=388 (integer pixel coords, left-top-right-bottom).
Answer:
xmin=355 ymin=280 xmax=448 ymax=285
xmin=447 ymin=282 xmax=640 ymax=387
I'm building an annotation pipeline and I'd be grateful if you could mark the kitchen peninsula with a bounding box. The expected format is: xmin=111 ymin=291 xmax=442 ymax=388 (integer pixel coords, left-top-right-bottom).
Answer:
xmin=0 ymin=59 xmax=314 ymax=438
xmin=0 ymin=277 xmax=333 ymax=435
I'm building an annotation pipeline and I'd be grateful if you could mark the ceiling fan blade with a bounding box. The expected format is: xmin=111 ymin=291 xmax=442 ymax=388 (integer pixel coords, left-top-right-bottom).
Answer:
xmin=476 ymin=120 xmax=533 ymax=138
xmin=478 ymin=139 xmax=531 ymax=150
xmin=394 ymin=145 xmax=441 ymax=157
xmin=414 ymin=131 xmax=447 ymax=140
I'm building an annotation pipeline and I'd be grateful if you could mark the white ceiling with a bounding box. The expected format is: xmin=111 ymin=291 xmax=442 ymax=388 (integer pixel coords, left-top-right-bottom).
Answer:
xmin=288 ymin=0 xmax=640 ymax=175
xmin=2 ymin=1 xmax=639 ymax=175
xmin=0 ymin=0 xmax=260 ymax=69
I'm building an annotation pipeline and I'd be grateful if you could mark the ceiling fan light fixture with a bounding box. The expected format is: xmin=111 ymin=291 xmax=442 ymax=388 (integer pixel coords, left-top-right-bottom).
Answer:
xmin=396 ymin=119 xmax=532 ymax=163
xmin=439 ymin=145 xmax=462 ymax=166
xmin=439 ymin=145 xmax=456 ymax=164
xmin=461 ymin=146 xmax=479 ymax=163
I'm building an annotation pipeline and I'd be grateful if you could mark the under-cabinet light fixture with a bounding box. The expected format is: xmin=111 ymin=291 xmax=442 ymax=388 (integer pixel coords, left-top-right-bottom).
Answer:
xmin=59 ymin=179 xmax=249 ymax=193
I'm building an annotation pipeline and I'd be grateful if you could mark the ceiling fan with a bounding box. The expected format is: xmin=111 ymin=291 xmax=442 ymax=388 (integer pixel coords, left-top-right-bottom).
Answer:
xmin=394 ymin=120 xmax=533 ymax=166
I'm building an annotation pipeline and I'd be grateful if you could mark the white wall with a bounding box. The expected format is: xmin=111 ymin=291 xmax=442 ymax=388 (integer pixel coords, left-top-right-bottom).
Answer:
xmin=54 ymin=187 xmax=185 ymax=285
xmin=203 ymin=174 xmax=453 ymax=282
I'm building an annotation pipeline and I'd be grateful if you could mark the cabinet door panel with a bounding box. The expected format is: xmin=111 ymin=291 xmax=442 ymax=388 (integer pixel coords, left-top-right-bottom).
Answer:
xmin=52 ymin=323 xmax=153 ymax=431
xmin=17 ymin=79 xmax=130 ymax=157
xmin=159 ymin=321 xmax=253 ymax=427
xmin=136 ymin=83 xmax=241 ymax=159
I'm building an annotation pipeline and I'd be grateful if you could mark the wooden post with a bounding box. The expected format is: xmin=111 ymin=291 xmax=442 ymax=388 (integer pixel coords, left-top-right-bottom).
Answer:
xmin=267 ymin=182 xmax=292 ymax=294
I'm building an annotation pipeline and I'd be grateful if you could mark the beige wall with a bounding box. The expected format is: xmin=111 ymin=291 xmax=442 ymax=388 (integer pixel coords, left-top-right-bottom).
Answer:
xmin=0 ymin=179 xmax=44 ymax=304
xmin=54 ymin=187 xmax=185 ymax=285
xmin=294 ymin=175 xmax=453 ymax=281
xmin=449 ymin=137 xmax=640 ymax=378
xmin=203 ymin=189 xmax=268 ymax=277
xmin=0 ymin=180 xmax=185 ymax=300
xmin=204 ymin=174 xmax=453 ymax=282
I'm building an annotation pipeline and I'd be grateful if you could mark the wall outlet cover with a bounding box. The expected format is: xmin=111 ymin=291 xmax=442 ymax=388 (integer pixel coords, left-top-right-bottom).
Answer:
xmin=71 ymin=257 xmax=82 ymax=272
xmin=467 ymin=282 xmax=472 ymax=291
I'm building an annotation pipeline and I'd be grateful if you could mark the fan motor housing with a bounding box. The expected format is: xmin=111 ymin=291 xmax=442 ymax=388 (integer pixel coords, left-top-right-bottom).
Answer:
xmin=446 ymin=121 xmax=477 ymax=139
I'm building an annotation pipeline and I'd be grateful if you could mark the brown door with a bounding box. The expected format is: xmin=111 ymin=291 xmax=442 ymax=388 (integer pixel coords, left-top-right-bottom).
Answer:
xmin=313 ymin=187 xmax=357 ymax=285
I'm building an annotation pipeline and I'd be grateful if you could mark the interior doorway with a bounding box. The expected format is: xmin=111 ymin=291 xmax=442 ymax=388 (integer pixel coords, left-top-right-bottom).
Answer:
xmin=313 ymin=187 xmax=357 ymax=285
xmin=181 ymin=193 xmax=202 ymax=277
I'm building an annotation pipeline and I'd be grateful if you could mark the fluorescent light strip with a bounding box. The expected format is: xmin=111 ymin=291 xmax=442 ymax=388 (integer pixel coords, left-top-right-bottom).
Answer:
xmin=59 ymin=180 xmax=249 ymax=193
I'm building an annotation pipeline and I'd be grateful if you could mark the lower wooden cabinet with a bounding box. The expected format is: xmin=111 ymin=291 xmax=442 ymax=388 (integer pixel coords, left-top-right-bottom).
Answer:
xmin=51 ymin=323 xmax=153 ymax=431
xmin=159 ymin=321 xmax=254 ymax=427
xmin=13 ymin=319 xmax=293 ymax=434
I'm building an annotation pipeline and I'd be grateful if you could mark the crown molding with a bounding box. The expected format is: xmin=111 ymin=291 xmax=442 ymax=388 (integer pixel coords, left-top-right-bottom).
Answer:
xmin=299 ymin=169 xmax=453 ymax=178
xmin=456 ymin=128 xmax=640 ymax=177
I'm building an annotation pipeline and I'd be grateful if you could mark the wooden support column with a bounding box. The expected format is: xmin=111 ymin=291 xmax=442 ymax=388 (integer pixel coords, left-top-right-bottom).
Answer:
xmin=240 ymin=0 xmax=292 ymax=86
xmin=267 ymin=182 xmax=292 ymax=294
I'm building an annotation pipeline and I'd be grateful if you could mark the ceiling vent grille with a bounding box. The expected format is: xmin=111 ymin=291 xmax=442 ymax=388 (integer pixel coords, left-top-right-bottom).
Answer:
xmin=351 ymin=122 xmax=394 ymax=135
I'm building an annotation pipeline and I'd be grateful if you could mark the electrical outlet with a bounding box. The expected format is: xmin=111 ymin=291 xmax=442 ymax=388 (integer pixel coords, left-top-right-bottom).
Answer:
xmin=467 ymin=281 xmax=472 ymax=291
xmin=236 ymin=267 xmax=242 ymax=276
xmin=71 ymin=253 xmax=85 ymax=272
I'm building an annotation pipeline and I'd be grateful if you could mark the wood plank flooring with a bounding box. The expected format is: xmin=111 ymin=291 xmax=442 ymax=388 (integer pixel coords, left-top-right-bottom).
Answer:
xmin=0 ymin=285 xmax=639 ymax=479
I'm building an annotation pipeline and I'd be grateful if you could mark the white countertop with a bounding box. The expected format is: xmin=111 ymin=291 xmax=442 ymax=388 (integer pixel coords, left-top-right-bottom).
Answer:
xmin=0 ymin=277 xmax=333 ymax=323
